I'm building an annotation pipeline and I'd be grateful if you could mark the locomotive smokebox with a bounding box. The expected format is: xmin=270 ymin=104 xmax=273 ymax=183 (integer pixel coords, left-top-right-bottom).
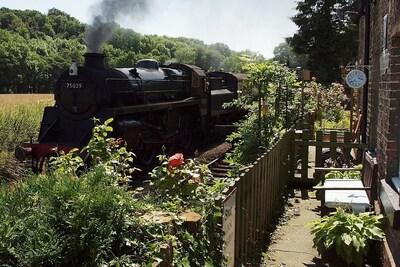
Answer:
xmin=84 ymin=52 xmax=106 ymax=69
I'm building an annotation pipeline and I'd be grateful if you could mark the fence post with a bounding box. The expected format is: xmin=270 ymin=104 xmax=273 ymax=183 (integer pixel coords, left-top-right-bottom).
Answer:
xmin=301 ymin=130 xmax=309 ymax=180
xmin=288 ymin=130 xmax=295 ymax=180
xmin=343 ymin=131 xmax=352 ymax=166
xmin=329 ymin=131 xmax=338 ymax=160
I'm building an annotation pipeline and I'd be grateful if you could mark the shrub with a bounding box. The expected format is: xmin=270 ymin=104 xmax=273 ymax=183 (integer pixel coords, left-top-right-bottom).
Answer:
xmin=0 ymin=119 xmax=162 ymax=266
xmin=0 ymin=120 xmax=228 ymax=266
xmin=150 ymin=152 xmax=213 ymax=205
xmin=150 ymin=153 xmax=227 ymax=266
xmin=0 ymin=166 xmax=147 ymax=266
xmin=309 ymin=207 xmax=385 ymax=267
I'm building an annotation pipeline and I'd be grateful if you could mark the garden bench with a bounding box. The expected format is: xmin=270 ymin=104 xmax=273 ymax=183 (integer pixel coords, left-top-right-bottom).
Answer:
xmin=313 ymin=151 xmax=378 ymax=215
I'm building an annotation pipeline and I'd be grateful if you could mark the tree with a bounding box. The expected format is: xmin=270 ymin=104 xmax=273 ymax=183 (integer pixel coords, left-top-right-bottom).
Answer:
xmin=0 ymin=8 xmax=251 ymax=93
xmin=272 ymin=41 xmax=308 ymax=68
xmin=209 ymin=42 xmax=232 ymax=57
xmin=174 ymin=45 xmax=196 ymax=64
xmin=288 ymin=0 xmax=358 ymax=83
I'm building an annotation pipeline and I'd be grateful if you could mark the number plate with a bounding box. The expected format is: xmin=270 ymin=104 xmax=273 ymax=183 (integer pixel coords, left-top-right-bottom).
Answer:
xmin=65 ymin=82 xmax=85 ymax=89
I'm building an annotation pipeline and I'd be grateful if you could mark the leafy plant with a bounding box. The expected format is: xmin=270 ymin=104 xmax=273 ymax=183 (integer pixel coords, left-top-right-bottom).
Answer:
xmin=150 ymin=152 xmax=213 ymax=205
xmin=309 ymin=207 xmax=385 ymax=267
xmin=149 ymin=152 xmax=227 ymax=266
xmin=50 ymin=118 xmax=136 ymax=183
xmin=0 ymin=119 xmax=228 ymax=266
xmin=0 ymin=120 xmax=165 ymax=266
xmin=225 ymin=59 xmax=301 ymax=165
xmin=324 ymin=165 xmax=362 ymax=180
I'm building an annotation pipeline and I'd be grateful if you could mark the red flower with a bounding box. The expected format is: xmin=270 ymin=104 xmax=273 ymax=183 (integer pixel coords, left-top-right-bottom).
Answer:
xmin=168 ymin=153 xmax=185 ymax=168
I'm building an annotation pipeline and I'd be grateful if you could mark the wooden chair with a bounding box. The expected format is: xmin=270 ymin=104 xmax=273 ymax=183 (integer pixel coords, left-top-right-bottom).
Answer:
xmin=313 ymin=151 xmax=378 ymax=216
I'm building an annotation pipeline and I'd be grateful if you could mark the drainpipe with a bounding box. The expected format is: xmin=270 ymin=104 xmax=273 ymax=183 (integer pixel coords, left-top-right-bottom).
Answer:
xmin=361 ymin=0 xmax=370 ymax=145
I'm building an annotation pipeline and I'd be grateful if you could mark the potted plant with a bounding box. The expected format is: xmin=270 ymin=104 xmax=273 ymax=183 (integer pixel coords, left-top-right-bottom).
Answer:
xmin=309 ymin=207 xmax=385 ymax=267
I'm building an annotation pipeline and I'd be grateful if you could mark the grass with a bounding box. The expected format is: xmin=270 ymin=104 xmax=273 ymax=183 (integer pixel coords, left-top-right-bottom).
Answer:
xmin=0 ymin=94 xmax=53 ymax=180
xmin=0 ymin=94 xmax=53 ymax=110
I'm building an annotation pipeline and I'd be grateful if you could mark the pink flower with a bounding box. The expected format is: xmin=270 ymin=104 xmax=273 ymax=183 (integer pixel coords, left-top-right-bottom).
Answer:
xmin=168 ymin=153 xmax=185 ymax=168
xmin=191 ymin=176 xmax=201 ymax=183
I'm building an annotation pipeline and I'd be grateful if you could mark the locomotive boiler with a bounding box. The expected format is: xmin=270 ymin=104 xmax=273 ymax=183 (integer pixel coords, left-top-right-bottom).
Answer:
xmin=15 ymin=52 xmax=242 ymax=171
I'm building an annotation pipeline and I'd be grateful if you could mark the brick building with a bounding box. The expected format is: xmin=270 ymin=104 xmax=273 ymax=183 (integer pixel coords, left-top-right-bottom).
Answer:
xmin=357 ymin=0 xmax=400 ymax=265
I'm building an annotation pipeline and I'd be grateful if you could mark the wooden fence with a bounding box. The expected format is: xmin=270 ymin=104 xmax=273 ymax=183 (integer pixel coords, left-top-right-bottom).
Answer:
xmin=221 ymin=126 xmax=366 ymax=265
xmin=224 ymin=130 xmax=294 ymax=265
xmin=293 ymin=129 xmax=365 ymax=184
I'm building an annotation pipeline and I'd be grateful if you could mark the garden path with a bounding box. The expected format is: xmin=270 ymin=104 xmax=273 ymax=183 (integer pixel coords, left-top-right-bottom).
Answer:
xmin=261 ymin=189 xmax=345 ymax=267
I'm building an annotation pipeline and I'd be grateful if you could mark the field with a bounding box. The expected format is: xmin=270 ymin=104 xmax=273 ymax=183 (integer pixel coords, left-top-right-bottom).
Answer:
xmin=0 ymin=94 xmax=53 ymax=110
xmin=0 ymin=94 xmax=53 ymax=180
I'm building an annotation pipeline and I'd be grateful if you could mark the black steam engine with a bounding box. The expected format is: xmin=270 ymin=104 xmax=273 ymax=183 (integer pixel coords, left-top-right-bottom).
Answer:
xmin=16 ymin=53 xmax=243 ymax=170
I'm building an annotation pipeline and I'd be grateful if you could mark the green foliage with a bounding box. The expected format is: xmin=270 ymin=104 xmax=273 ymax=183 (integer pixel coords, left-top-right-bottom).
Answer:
xmin=309 ymin=208 xmax=385 ymax=267
xmin=149 ymin=152 xmax=227 ymax=266
xmin=150 ymin=153 xmax=213 ymax=206
xmin=0 ymin=163 xmax=156 ymax=266
xmin=272 ymin=41 xmax=308 ymax=68
xmin=226 ymin=111 xmax=269 ymax=165
xmin=288 ymin=0 xmax=358 ymax=83
xmin=324 ymin=165 xmax=363 ymax=179
xmin=50 ymin=118 xmax=136 ymax=183
xmin=0 ymin=8 xmax=85 ymax=93
xmin=302 ymin=81 xmax=350 ymax=131
xmin=0 ymin=7 xmax=258 ymax=93
xmin=226 ymin=58 xmax=301 ymax=165
xmin=0 ymin=120 xmax=227 ymax=266
xmin=0 ymin=119 xmax=162 ymax=266
xmin=318 ymin=110 xmax=351 ymax=131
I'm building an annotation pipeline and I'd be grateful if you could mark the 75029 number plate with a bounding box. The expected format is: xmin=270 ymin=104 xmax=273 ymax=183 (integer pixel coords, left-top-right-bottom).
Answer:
xmin=65 ymin=82 xmax=85 ymax=89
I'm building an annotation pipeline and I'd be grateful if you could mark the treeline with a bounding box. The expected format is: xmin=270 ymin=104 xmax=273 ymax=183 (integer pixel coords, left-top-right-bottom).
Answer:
xmin=0 ymin=8 xmax=260 ymax=94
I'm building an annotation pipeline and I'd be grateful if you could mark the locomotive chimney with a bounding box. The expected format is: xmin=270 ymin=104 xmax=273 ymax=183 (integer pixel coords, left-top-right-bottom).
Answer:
xmin=84 ymin=52 xmax=106 ymax=69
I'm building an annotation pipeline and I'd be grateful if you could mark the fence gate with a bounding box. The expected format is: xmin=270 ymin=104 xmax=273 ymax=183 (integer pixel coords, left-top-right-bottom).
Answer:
xmin=293 ymin=129 xmax=365 ymax=185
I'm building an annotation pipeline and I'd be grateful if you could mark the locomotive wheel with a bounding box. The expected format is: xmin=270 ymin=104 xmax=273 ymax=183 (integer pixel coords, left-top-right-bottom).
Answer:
xmin=177 ymin=114 xmax=193 ymax=149
xmin=138 ymin=144 xmax=157 ymax=165
xmin=160 ymin=116 xmax=176 ymax=156
xmin=162 ymin=137 xmax=175 ymax=156
xmin=32 ymin=157 xmax=48 ymax=174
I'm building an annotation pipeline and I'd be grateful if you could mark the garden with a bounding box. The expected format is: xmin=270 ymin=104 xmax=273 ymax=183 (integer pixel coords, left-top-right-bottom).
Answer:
xmin=0 ymin=58 xmax=383 ymax=266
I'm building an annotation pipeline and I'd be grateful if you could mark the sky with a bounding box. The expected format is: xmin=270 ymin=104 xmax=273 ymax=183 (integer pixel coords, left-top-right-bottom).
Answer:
xmin=1 ymin=0 xmax=299 ymax=59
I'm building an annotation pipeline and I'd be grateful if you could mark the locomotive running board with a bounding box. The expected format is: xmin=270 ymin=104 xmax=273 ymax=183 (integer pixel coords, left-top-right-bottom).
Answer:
xmin=111 ymin=98 xmax=201 ymax=115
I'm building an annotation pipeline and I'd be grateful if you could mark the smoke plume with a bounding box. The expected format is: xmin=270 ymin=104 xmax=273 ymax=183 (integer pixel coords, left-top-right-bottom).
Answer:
xmin=85 ymin=0 xmax=149 ymax=52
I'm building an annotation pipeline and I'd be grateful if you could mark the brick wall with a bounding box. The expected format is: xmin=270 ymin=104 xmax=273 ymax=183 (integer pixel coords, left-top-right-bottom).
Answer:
xmin=367 ymin=0 xmax=400 ymax=182
xmin=359 ymin=0 xmax=400 ymax=265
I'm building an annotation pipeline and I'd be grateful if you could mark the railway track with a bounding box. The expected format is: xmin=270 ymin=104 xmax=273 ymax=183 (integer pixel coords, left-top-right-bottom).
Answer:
xmin=207 ymin=156 xmax=234 ymax=179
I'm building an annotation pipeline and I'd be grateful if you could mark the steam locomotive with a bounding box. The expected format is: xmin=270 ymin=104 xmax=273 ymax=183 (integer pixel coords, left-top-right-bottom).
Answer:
xmin=15 ymin=53 xmax=243 ymax=171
